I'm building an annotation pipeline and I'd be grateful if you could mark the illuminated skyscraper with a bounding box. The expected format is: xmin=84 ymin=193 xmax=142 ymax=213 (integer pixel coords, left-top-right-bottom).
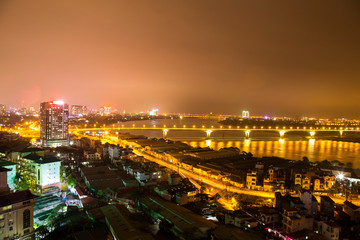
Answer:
xmin=242 ymin=110 xmax=249 ymax=118
xmin=0 ymin=104 xmax=6 ymax=116
xmin=70 ymin=105 xmax=88 ymax=116
xmin=40 ymin=101 xmax=69 ymax=147
xmin=99 ymin=106 xmax=112 ymax=116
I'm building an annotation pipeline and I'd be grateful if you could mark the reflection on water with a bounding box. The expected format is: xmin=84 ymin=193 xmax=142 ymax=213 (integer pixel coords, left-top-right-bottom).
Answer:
xmin=118 ymin=118 xmax=360 ymax=167
xmin=181 ymin=139 xmax=360 ymax=168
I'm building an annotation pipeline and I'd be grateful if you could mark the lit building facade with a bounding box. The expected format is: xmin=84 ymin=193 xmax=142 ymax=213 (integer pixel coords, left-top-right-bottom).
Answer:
xmin=99 ymin=106 xmax=112 ymax=116
xmin=0 ymin=104 xmax=6 ymax=116
xmin=242 ymin=110 xmax=249 ymax=118
xmin=21 ymin=155 xmax=61 ymax=191
xmin=70 ymin=105 xmax=88 ymax=116
xmin=0 ymin=169 xmax=38 ymax=239
xmin=40 ymin=101 xmax=69 ymax=147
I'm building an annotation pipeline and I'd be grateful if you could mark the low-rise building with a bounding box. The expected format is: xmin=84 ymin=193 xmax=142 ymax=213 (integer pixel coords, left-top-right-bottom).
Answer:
xmin=84 ymin=150 xmax=101 ymax=161
xmin=282 ymin=208 xmax=314 ymax=233
xmin=258 ymin=207 xmax=281 ymax=226
xmin=343 ymin=200 xmax=360 ymax=222
xmin=21 ymin=154 xmax=61 ymax=190
xmin=0 ymin=169 xmax=38 ymax=239
xmin=80 ymin=166 xmax=125 ymax=192
xmin=320 ymin=196 xmax=335 ymax=218
xmin=302 ymin=177 xmax=311 ymax=190
xmin=140 ymin=196 xmax=216 ymax=239
xmin=0 ymin=160 xmax=16 ymax=191
xmin=100 ymin=205 xmax=154 ymax=240
xmin=319 ymin=221 xmax=340 ymax=240
xmin=246 ymin=171 xmax=258 ymax=189
xmin=300 ymin=191 xmax=318 ymax=215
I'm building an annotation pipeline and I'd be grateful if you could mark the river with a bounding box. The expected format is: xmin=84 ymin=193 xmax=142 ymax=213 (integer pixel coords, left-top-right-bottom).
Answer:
xmin=115 ymin=117 xmax=360 ymax=168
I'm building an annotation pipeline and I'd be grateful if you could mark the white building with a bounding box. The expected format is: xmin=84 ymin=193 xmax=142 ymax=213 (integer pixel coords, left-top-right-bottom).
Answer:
xmin=23 ymin=155 xmax=61 ymax=190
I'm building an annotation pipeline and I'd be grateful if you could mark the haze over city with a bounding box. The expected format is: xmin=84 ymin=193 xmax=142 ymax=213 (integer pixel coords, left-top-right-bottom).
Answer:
xmin=0 ymin=0 xmax=360 ymax=117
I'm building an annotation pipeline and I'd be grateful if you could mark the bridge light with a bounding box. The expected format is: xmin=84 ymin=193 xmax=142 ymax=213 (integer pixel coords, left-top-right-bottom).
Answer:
xmin=174 ymin=125 xmax=176 ymax=128
xmin=297 ymin=127 xmax=299 ymax=129
xmin=290 ymin=127 xmax=293 ymax=129
xmin=183 ymin=125 xmax=186 ymax=128
xmin=193 ymin=125 xmax=196 ymax=128
xmin=153 ymin=125 xmax=156 ymax=127
xmin=283 ymin=126 xmax=286 ymax=129
xmin=206 ymin=130 xmax=212 ymax=138
xmin=163 ymin=129 xmax=168 ymax=138
xmin=268 ymin=126 xmax=271 ymax=129
xmin=132 ymin=124 xmax=135 ymax=127
xmin=253 ymin=126 xmax=256 ymax=129
xmin=303 ymin=127 xmax=306 ymax=129
xmin=245 ymin=126 xmax=248 ymax=129
xmin=279 ymin=130 xmax=286 ymax=137
xmin=261 ymin=126 xmax=264 ymax=129
xmin=310 ymin=131 xmax=315 ymax=137
xmin=220 ymin=126 xmax=223 ymax=129
xmin=276 ymin=126 xmax=279 ymax=129
xmin=228 ymin=126 xmax=232 ymax=129
xmin=211 ymin=125 xmax=214 ymax=128
xmin=164 ymin=125 xmax=167 ymax=128
xmin=202 ymin=125 xmax=205 ymax=128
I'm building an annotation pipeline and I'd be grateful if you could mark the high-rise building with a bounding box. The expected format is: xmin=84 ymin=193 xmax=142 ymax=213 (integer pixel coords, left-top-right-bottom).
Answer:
xmin=99 ymin=106 xmax=112 ymax=116
xmin=40 ymin=101 xmax=69 ymax=147
xmin=242 ymin=110 xmax=250 ymax=118
xmin=0 ymin=104 xmax=6 ymax=116
xmin=70 ymin=105 xmax=88 ymax=116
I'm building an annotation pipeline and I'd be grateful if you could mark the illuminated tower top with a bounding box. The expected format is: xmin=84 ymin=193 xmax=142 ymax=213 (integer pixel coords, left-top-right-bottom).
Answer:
xmin=242 ymin=110 xmax=249 ymax=119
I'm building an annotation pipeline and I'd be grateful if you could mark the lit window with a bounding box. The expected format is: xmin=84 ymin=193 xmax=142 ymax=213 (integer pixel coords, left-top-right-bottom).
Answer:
xmin=2 ymin=206 xmax=12 ymax=211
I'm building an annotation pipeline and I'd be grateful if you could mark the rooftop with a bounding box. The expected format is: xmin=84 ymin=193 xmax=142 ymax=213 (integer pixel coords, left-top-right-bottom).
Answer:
xmin=0 ymin=190 xmax=38 ymax=207
xmin=321 ymin=195 xmax=335 ymax=204
xmin=23 ymin=154 xmax=61 ymax=164
xmin=0 ymin=159 xmax=16 ymax=167
xmin=141 ymin=196 xmax=216 ymax=233
xmin=344 ymin=200 xmax=359 ymax=210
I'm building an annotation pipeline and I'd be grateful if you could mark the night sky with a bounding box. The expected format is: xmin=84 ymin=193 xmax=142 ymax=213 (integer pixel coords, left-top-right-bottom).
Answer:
xmin=0 ymin=0 xmax=360 ymax=118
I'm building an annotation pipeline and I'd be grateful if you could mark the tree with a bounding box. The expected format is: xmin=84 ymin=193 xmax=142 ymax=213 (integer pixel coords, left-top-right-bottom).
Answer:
xmin=35 ymin=225 xmax=49 ymax=239
xmin=67 ymin=174 xmax=77 ymax=188
xmin=302 ymin=157 xmax=309 ymax=164
xmin=15 ymin=175 xmax=32 ymax=191
xmin=97 ymin=189 xmax=104 ymax=197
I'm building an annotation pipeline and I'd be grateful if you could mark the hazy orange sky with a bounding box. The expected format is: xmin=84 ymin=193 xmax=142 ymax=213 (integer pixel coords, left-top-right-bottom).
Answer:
xmin=0 ymin=0 xmax=360 ymax=117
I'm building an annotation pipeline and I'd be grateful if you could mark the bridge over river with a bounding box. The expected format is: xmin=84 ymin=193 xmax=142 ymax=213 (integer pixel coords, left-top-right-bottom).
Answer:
xmin=73 ymin=124 xmax=360 ymax=139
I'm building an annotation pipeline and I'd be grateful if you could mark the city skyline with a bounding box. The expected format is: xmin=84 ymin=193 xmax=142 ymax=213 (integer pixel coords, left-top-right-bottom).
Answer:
xmin=0 ymin=1 xmax=360 ymax=118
